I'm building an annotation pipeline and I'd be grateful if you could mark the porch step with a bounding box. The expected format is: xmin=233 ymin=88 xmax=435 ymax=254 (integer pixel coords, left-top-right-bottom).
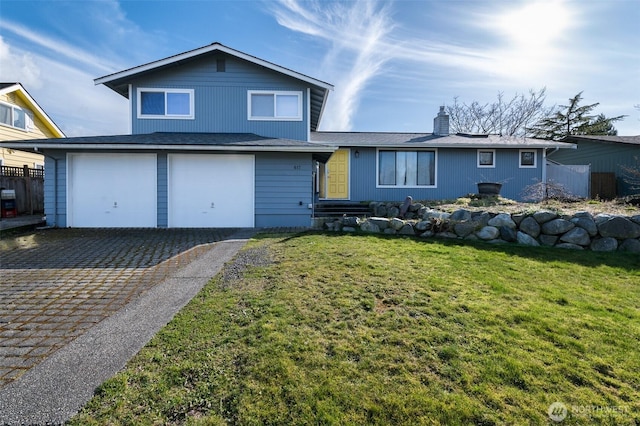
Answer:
xmin=314 ymin=202 xmax=371 ymax=218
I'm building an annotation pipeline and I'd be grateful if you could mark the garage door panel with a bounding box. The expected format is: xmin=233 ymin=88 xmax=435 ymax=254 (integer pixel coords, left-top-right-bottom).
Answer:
xmin=168 ymin=154 xmax=254 ymax=228
xmin=68 ymin=153 xmax=157 ymax=227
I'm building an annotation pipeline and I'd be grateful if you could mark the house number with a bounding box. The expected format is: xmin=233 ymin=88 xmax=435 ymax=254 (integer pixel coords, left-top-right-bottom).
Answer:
xmin=293 ymin=165 xmax=301 ymax=170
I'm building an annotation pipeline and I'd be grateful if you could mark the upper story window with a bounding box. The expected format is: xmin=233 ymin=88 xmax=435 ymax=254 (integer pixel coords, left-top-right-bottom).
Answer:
xmin=519 ymin=149 xmax=537 ymax=168
xmin=248 ymin=90 xmax=302 ymax=121
xmin=377 ymin=149 xmax=437 ymax=187
xmin=477 ymin=149 xmax=495 ymax=168
xmin=137 ymin=88 xmax=194 ymax=119
xmin=0 ymin=101 xmax=32 ymax=131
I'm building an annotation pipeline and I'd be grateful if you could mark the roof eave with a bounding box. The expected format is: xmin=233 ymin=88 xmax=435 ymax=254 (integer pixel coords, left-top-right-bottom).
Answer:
xmin=0 ymin=142 xmax=336 ymax=153
xmin=94 ymin=43 xmax=334 ymax=92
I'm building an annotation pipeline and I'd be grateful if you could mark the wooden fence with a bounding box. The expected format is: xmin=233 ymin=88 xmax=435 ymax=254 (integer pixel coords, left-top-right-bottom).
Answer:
xmin=0 ymin=165 xmax=44 ymax=214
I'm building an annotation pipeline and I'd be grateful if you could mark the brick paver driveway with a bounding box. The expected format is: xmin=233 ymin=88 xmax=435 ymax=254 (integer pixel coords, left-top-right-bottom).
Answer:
xmin=0 ymin=228 xmax=238 ymax=388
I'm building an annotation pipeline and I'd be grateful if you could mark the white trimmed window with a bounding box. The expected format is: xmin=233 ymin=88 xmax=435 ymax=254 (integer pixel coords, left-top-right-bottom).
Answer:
xmin=248 ymin=91 xmax=302 ymax=121
xmin=477 ymin=149 xmax=495 ymax=168
xmin=0 ymin=101 xmax=33 ymax=131
xmin=519 ymin=149 xmax=537 ymax=168
xmin=377 ymin=149 xmax=437 ymax=187
xmin=137 ymin=88 xmax=194 ymax=119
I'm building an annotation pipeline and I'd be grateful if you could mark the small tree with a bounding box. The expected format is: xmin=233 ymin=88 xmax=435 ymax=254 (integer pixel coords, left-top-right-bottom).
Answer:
xmin=447 ymin=88 xmax=550 ymax=137
xmin=528 ymin=92 xmax=625 ymax=140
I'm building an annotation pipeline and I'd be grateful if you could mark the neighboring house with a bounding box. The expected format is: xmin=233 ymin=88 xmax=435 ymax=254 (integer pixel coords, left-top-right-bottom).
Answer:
xmin=0 ymin=83 xmax=65 ymax=168
xmin=548 ymin=135 xmax=640 ymax=198
xmin=310 ymin=109 xmax=575 ymax=203
xmin=0 ymin=44 xmax=576 ymax=228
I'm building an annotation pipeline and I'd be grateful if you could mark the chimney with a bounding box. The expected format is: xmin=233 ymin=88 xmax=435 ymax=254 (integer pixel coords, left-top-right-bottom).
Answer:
xmin=433 ymin=106 xmax=449 ymax=136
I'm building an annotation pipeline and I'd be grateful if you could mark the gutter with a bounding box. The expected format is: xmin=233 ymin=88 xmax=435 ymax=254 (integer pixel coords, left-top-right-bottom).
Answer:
xmin=0 ymin=143 xmax=336 ymax=153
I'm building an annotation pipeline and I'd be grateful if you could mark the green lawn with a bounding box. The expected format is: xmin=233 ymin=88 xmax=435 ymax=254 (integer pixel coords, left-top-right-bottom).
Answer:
xmin=71 ymin=233 xmax=640 ymax=425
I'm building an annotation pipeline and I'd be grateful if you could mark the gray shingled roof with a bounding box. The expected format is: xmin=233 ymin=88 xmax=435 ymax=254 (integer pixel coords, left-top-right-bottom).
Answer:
xmin=0 ymin=132 xmax=335 ymax=160
xmin=0 ymin=132 xmax=318 ymax=146
xmin=311 ymin=132 xmax=576 ymax=149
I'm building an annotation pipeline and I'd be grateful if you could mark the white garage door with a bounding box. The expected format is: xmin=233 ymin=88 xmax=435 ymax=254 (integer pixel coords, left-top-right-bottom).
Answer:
xmin=168 ymin=154 xmax=254 ymax=228
xmin=68 ymin=153 xmax=157 ymax=227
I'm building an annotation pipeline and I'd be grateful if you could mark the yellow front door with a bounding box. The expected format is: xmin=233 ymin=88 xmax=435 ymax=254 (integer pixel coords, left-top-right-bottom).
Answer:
xmin=326 ymin=149 xmax=349 ymax=199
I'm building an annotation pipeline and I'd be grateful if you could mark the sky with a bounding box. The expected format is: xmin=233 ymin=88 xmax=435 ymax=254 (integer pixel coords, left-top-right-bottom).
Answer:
xmin=0 ymin=0 xmax=639 ymax=138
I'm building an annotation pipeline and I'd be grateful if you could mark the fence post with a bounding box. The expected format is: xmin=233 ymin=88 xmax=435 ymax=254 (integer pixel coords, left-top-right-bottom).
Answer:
xmin=23 ymin=164 xmax=33 ymax=215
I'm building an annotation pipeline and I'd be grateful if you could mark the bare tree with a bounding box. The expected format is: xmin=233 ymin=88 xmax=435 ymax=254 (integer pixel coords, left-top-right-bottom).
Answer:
xmin=447 ymin=88 xmax=550 ymax=136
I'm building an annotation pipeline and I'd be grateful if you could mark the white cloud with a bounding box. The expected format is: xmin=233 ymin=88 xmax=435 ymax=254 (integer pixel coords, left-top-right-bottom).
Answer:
xmin=0 ymin=36 xmax=128 ymax=137
xmin=0 ymin=36 xmax=42 ymax=89
xmin=0 ymin=20 xmax=118 ymax=74
xmin=270 ymin=0 xmax=395 ymax=130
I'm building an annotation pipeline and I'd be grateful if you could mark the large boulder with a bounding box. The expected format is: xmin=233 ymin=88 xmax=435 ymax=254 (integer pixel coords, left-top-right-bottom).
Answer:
xmin=597 ymin=216 xmax=640 ymax=239
xmin=556 ymin=243 xmax=584 ymax=250
xmin=619 ymin=238 xmax=640 ymax=253
xmin=488 ymin=213 xmax=516 ymax=229
xmin=360 ymin=221 xmax=381 ymax=233
xmin=499 ymin=226 xmax=517 ymax=242
xmin=471 ymin=211 xmax=492 ymax=228
xmin=476 ymin=226 xmax=500 ymax=240
xmin=423 ymin=209 xmax=451 ymax=221
xmin=368 ymin=217 xmax=390 ymax=230
xmin=517 ymin=231 xmax=540 ymax=246
xmin=454 ymin=222 xmax=477 ymax=237
xmin=450 ymin=209 xmax=472 ymax=222
xmin=415 ymin=220 xmax=430 ymax=231
xmin=390 ymin=218 xmax=406 ymax=231
xmin=399 ymin=224 xmax=416 ymax=235
xmin=519 ymin=216 xmax=541 ymax=238
xmin=539 ymin=234 xmax=559 ymax=246
xmin=571 ymin=216 xmax=598 ymax=237
xmin=631 ymin=215 xmax=640 ymax=225
xmin=590 ymin=237 xmax=619 ymax=252
xmin=533 ymin=210 xmax=557 ymax=224
xmin=560 ymin=227 xmax=591 ymax=246
xmin=387 ymin=206 xmax=400 ymax=218
xmin=541 ymin=218 xmax=575 ymax=235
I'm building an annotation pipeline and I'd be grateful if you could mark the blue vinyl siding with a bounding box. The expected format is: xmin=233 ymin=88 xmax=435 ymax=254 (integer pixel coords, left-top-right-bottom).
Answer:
xmin=130 ymin=54 xmax=309 ymax=141
xmin=255 ymin=153 xmax=314 ymax=227
xmin=157 ymin=153 xmax=168 ymax=227
xmin=44 ymin=152 xmax=67 ymax=227
xmin=46 ymin=150 xmax=315 ymax=228
xmin=347 ymin=148 xmax=542 ymax=202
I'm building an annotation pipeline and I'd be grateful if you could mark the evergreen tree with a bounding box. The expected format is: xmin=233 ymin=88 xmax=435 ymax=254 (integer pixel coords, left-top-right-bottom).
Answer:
xmin=528 ymin=92 xmax=625 ymax=140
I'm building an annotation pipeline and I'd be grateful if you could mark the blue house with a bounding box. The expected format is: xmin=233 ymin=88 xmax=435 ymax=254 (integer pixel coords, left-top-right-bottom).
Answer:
xmin=311 ymin=108 xmax=574 ymax=203
xmin=1 ymin=43 xmax=335 ymax=228
xmin=1 ymin=43 xmax=575 ymax=228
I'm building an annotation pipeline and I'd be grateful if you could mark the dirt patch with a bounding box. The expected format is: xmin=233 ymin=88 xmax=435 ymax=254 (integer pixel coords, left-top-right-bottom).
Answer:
xmin=220 ymin=245 xmax=273 ymax=287
xmin=427 ymin=196 xmax=640 ymax=217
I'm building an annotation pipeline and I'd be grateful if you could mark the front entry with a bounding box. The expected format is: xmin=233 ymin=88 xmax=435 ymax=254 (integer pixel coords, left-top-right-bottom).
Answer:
xmin=320 ymin=148 xmax=349 ymax=199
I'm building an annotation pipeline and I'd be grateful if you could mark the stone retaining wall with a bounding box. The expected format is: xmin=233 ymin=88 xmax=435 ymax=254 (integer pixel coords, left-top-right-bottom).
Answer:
xmin=312 ymin=201 xmax=640 ymax=253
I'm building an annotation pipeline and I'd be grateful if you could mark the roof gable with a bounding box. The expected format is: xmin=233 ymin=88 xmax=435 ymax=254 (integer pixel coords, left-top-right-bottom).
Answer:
xmin=0 ymin=83 xmax=65 ymax=138
xmin=94 ymin=43 xmax=333 ymax=132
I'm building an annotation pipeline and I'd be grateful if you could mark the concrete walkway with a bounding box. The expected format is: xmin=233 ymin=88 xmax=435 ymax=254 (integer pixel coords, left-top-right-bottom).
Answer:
xmin=0 ymin=228 xmax=256 ymax=425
